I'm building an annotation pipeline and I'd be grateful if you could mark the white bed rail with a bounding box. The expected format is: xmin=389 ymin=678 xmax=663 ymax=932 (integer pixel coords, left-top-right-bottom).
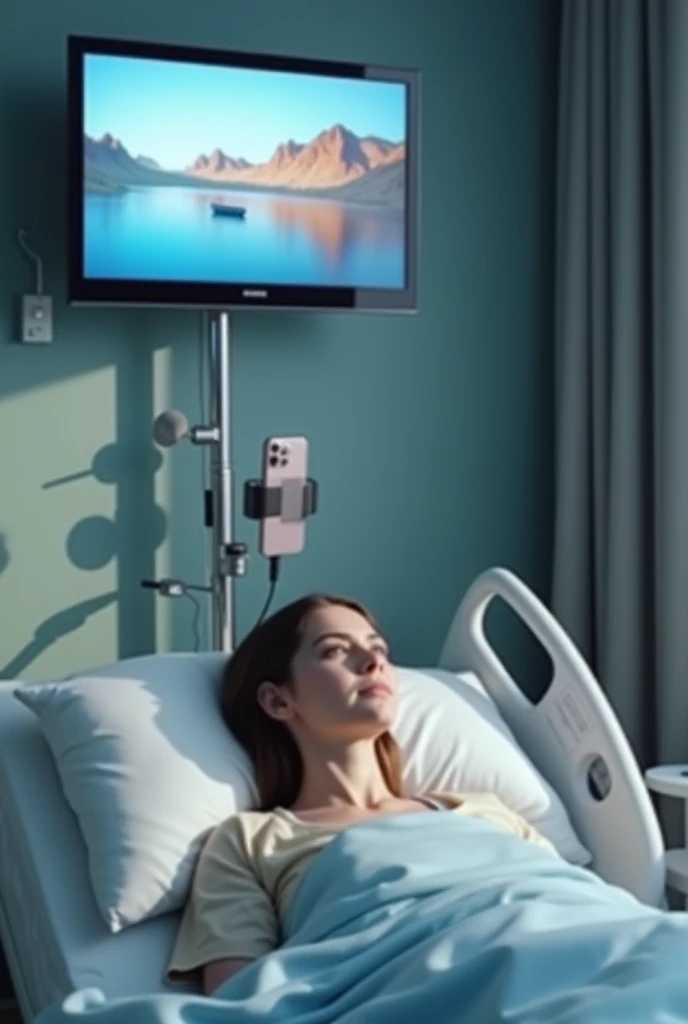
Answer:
xmin=438 ymin=567 xmax=666 ymax=907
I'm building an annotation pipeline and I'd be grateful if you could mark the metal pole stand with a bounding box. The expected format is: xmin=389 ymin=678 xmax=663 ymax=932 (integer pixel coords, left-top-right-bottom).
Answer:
xmin=146 ymin=310 xmax=246 ymax=653
xmin=205 ymin=311 xmax=246 ymax=652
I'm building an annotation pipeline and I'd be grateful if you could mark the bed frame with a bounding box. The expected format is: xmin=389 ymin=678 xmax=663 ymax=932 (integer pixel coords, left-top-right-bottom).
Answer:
xmin=439 ymin=567 xmax=666 ymax=907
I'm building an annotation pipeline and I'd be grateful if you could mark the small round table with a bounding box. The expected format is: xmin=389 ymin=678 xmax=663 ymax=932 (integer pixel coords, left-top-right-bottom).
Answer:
xmin=645 ymin=764 xmax=688 ymax=906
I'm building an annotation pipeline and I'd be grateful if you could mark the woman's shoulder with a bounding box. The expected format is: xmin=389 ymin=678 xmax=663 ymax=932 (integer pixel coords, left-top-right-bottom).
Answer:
xmin=214 ymin=807 xmax=282 ymax=834
xmin=204 ymin=806 xmax=294 ymax=847
xmin=203 ymin=807 xmax=283 ymax=856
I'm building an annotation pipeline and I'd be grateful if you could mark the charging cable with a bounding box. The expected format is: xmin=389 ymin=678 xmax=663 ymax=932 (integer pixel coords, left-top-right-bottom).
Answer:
xmin=254 ymin=557 xmax=281 ymax=629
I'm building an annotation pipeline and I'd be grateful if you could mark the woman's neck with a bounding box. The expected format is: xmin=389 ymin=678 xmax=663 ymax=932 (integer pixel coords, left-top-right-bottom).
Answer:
xmin=291 ymin=739 xmax=392 ymax=811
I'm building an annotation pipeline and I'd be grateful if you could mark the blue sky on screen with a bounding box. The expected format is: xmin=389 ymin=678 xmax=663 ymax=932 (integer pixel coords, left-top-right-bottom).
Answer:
xmin=85 ymin=54 xmax=407 ymax=168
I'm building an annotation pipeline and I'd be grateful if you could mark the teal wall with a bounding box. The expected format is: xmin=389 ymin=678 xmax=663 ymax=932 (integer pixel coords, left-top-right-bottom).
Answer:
xmin=0 ymin=0 xmax=560 ymax=681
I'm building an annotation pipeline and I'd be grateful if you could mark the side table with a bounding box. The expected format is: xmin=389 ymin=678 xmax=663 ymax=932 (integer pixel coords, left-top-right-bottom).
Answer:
xmin=645 ymin=764 xmax=688 ymax=907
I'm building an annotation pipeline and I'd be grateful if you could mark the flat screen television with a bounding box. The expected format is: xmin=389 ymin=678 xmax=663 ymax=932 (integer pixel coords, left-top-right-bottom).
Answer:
xmin=67 ymin=35 xmax=419 ymax=312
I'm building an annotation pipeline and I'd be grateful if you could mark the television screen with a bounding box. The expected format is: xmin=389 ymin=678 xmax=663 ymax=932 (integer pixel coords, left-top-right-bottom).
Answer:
xmin=67 ymin=36 xmax=419 ymax=312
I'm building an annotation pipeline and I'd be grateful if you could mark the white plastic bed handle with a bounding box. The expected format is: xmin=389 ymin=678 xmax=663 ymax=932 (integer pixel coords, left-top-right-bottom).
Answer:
xmin=439 ymin=567 xmax=666 ymax=907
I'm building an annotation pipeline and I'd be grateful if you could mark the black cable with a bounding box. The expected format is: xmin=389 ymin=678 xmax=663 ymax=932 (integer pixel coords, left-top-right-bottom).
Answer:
xmin=254 ymin=557 xmax=281 ymax=629
xmin=185 ymin=591 xmax=202 ymax=652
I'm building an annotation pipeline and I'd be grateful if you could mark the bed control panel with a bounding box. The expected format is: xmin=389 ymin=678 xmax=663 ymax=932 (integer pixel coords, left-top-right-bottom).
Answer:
xmin=546 ymin=689 xmax=591 ymax=755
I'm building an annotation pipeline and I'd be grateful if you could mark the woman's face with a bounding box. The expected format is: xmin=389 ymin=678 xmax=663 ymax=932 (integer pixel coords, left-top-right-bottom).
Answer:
xmin=259 ymin=604 xmax=397 ymax=743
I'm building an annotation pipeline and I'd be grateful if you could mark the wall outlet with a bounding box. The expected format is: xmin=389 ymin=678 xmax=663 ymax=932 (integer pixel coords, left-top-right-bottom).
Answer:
xmin=19 ymin=294 xmax=53 ymax=344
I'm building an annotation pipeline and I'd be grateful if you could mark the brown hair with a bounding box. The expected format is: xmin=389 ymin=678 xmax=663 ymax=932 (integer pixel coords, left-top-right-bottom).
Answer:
xmin=220 ymin=594 xmax=403 ymax=811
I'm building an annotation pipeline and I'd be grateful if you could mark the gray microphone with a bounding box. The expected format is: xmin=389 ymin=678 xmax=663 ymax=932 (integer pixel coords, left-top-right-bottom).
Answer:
xmin=152 ymin=409 xmax=189 ymax=447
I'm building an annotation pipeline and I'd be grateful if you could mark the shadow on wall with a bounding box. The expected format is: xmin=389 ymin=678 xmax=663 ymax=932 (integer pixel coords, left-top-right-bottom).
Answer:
xmin=0 ymin=593 xmax=119 ymax=679
xmin=46 ymin=440 xmax=166 ymax=587
xmin=0 ymin=534 xmax=8 ymax=577
xmin=0 ymin=530 xmax=121 ymax=680
xmin=0 ymin=312 xmax=171 ymax=678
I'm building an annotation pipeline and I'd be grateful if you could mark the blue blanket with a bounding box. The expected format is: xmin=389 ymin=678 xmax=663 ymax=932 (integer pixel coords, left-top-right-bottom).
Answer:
xmin=39 ymin=813 xmax=688 ymax=1023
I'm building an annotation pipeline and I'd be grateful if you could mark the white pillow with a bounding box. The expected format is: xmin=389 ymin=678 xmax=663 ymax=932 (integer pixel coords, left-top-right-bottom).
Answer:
xmin=396 ymin=668 xmax=590 ymax=866
xmin=14 ymin=653 xmax=590 ymax=933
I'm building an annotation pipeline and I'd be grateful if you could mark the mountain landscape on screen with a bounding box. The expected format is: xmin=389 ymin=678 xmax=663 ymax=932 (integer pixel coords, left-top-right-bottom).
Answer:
xmin=84 ymin=124 xmax=405 ymax=206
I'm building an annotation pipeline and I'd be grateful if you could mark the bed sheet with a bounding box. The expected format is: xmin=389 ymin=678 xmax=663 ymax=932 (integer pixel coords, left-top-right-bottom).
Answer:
xmin=39 ymin=812 xmax=688 ymax=1024
xmin=0 ymin=685 xmax=192 ymax=1021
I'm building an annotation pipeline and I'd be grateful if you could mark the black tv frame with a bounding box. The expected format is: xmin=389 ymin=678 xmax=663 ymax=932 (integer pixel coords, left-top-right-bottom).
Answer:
xmin=67 ymin=34 xmax=420 ymax=313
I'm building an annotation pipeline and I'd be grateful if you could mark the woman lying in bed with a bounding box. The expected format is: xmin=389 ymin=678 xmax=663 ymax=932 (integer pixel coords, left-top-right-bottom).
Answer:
xmin=167 ymin=593 xmax=556 ymax=996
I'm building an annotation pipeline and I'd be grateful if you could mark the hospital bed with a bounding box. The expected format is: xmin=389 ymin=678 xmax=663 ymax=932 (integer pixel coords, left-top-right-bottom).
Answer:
xmin=0 ymin=568 xmax=666 ymax=1023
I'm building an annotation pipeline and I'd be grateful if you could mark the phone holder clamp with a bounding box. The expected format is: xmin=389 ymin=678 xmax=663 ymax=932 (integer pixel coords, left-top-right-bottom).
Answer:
xmin=243 ymin=478 xmax=319 ymax=522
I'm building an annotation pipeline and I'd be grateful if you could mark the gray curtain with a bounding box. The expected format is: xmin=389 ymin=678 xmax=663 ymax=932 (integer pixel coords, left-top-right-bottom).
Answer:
xmin=552 ymin=0 xmax=688 ymax=772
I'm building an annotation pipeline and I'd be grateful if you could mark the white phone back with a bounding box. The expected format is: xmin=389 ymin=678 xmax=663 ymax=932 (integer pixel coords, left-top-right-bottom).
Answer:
xmin=259 ymin=436 xmax=309 ymax=557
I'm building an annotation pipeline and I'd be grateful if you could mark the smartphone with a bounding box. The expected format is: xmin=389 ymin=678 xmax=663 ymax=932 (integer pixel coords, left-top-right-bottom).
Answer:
xmin=258 ymin=435 xmax=309 ymax=557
